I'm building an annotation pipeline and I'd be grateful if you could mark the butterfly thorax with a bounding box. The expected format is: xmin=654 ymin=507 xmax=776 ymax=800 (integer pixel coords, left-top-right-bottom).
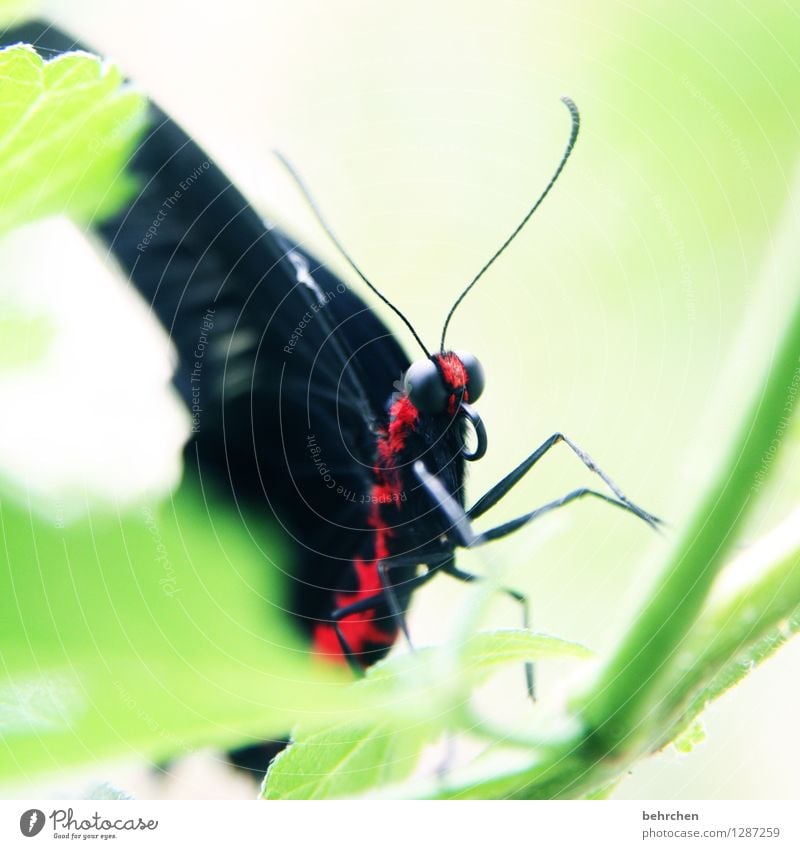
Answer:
xmin=371 ymin=384 xmax=469 ymax=559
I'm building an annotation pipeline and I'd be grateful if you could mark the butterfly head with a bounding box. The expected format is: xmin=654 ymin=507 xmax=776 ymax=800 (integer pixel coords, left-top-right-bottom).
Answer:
xmin=402 ymin=351 xmax=486 ymax=460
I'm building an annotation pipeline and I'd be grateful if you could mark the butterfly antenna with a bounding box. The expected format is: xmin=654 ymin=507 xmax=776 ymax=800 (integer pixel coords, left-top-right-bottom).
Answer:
xmin=275 ymin=152 xmax=431 ymax=358
xmin=440 ymin=97 xmax=580 ymax=351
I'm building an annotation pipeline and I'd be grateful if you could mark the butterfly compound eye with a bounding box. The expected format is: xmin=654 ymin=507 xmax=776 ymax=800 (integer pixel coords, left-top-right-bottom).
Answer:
xmin=403 ymin=359 xmax=448 ymax=413
xmin=454 ymin=350 xmax=485 ymax=402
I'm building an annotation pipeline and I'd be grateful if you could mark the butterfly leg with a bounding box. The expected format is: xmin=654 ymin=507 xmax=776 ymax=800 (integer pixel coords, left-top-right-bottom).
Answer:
xmin=468 ymin=432 xmax=660 ymax=529
xmin=458 ymin=486 xmax=659 ymax=694
xmin=442 ymin=560 xmax=536 ymax=700
xmin=413 ymin=463 xmax=535 ymax=698
xmin=476 ymin=486 xmax=660 ymax=542
xmin=330 ymin=552 xmax=450 ymax=673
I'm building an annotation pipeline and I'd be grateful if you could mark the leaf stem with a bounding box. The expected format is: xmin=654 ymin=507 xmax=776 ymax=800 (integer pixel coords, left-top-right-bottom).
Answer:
xmin=578 ymin=179 xmax=800 ymax=756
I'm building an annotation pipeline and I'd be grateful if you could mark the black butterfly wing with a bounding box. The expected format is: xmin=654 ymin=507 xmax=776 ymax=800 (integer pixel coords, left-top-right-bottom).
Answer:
xmin=294 ymin=249 xmax=410 ymax=416
xmin=5 ymin=20 xmax=412 ymax=634
xmin=100 ymin=112 xmax=410 ymax=631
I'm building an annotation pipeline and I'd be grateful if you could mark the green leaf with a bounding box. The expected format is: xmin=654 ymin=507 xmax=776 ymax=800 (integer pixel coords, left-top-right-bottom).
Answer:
xmin=672 ymin=720 xmax=706 ymax=755
xmin=0 ymin=482 xmax=353 ymax=781
xmin=652 ymin=507 xmax=800 ymax=749
xmin=583 ymin=780 xmax=622 ymax=800
xmin=262 ymin=720 xmax=428 ymax=800
xmin=460 ymin=629 xmax=593 ymax=671
xmin=263 ymin=629 xmax=591 ymax=799
xmin=0 ymin=45 xmax=146 ymax=233
xmin=262 ymin=657 xmax=444 ymax=801
xmin=365 ymin=629 xmax=592 ymax=687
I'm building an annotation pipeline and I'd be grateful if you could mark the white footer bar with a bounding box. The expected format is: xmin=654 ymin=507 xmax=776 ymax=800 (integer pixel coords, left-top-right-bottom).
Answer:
xmin=2 ymin=799 xmax=796 ymax=847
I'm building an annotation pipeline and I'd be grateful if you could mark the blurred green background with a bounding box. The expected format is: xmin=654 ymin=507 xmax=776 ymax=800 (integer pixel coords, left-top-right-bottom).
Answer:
xmin=2 ymin=0 xmax=799 ymax=797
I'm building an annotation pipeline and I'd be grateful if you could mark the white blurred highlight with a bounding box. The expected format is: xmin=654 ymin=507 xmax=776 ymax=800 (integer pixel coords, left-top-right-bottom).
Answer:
xmin=0 ymin=217 xmax=188 ymax=519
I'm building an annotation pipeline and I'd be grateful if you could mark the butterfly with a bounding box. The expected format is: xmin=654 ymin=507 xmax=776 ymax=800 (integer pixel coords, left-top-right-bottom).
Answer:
xmin=5 ymin=17 xmax=658 ymax=773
